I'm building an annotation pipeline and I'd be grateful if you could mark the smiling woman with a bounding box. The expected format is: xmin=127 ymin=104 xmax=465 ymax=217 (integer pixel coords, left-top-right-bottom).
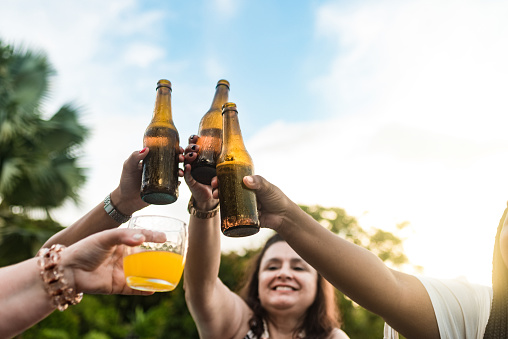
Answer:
xmin=238 ymin=234 xmax=342 ymax=338
xmin=182 ymin=136 xmax=349 ymax=338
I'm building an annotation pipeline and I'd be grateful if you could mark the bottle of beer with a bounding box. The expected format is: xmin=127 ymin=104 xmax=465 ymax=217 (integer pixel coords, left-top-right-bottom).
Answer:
xmin=191 ymin=79 xmax=230 ymax=185
xmin=216 ymin=102 xmax=259 ymax=237
xmin=140 ymin=79 xmax=180 ymax=205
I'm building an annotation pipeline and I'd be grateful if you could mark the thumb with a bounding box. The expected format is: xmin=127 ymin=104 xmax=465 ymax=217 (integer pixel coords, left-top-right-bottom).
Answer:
xmin=90 ymin=229 xmax=142 ymax=250
xmin=243 ymin=174 xmax=263 ymax=190
xmin=92 ymin=229 xmax=166 ymax=250
xmin=244 ymin=175 xmax=276 ymax=200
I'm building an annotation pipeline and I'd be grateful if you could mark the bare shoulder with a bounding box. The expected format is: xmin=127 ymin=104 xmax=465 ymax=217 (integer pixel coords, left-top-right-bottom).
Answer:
xmin=329 ymin=328 xmax=350 ymax=339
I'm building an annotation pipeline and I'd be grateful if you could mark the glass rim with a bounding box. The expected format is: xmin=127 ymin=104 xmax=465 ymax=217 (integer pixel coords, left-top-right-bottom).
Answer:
xmin=130 ymin=214 xmax=186 ymax=223
xmin=128 ymin=215 xmax=187 ymax=231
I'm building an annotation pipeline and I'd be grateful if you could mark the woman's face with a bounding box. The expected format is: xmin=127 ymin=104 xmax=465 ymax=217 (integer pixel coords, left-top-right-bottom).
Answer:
xmin=258 ymin=241 xmax=318 ymax=315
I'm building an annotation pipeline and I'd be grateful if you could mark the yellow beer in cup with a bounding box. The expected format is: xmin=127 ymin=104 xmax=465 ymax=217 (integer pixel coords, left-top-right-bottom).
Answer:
xmin=123 ymin=215 xmax=187 ymax=292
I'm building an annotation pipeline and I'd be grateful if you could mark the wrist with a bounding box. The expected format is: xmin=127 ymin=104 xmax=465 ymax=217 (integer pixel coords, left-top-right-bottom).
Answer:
xmin=188 ymin=196 xmax=220 ymax=219
xmin=36 ymin=245 xmax=83 ymax=311
xmin=59 ymin=251 xmax=79 ymax=293
xmin=110 ymin=189 xmax=139 ymax=216
xmin=193 ymin=198 xmax=219 ymax=211
xmin=287 ymin=203 xmax=315 ymax=234
xmin=104 ymin=192 xmax=132 ymax=224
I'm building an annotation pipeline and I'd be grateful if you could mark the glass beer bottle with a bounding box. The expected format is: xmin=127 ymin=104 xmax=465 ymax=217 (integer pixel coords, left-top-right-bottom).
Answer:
xmin=140 ymin=79 xmax=180 ymax=205
xmin=216 ymin=102 xmax=259 ymax=237
xmin=191 ymin=79 xmax=230 ymax=185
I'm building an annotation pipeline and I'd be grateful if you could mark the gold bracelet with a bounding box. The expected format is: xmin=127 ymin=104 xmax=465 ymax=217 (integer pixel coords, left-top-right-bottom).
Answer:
xmin=37 ymin=244 xmax=83 ymax=311
xmin=187 ymin=196 xmax=220 ymax=219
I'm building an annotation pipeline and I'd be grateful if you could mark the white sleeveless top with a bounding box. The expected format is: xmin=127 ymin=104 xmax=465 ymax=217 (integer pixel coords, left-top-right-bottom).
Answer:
xmin=384 ymin=276 xmax=492 ymax=339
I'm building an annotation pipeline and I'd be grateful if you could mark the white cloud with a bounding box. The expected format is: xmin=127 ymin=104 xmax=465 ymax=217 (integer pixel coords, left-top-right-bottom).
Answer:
xmin=123 ymin=42 xmax=165 ymax=68
xmin=244 ymin=0 xmax=508 ymax=285
xmin=310 ymin=0 xmax=508 ymax=215
xmin=314 ymin=0 xmax=508 ymax=137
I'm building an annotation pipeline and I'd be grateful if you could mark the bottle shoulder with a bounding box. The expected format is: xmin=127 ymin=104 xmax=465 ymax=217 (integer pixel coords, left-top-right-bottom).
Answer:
xmin=217 ymin=147 xmax=253 ymax=164
xmin=144 ymin=123 xmax=179 ymax=138
xmin=216 ymin=158 xmax=254 ymax=172
xmin=198 ymin=109 xmax=222 ymax=131
xmin=146 ymin=121 xmax=178 ymax=129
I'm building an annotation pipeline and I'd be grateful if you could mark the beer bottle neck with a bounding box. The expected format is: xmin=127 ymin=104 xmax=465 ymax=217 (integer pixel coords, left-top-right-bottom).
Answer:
xmin=209 ymin=84 xmax=230 ymax=112
xmin=152 ymin=86 xmax=173 ymax=123
xmin=222 ymin=110 xmax=246 ymax=150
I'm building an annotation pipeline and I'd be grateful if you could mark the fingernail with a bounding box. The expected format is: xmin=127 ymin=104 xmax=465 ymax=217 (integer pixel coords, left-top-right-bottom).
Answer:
xmin=189 ymin=152 xmax=194 ymax=157
xmin=190 ymin=135 xmax=196 ymax=139
xmin=244 ymin=176 xmax=253 ymax=184
xmin=191 ymin=145 xmax=197 ymax=151
xmin=133 ymin=233 xmax=144 ymax=240
xmin=139 ymin=147 xmax=147 ymax=154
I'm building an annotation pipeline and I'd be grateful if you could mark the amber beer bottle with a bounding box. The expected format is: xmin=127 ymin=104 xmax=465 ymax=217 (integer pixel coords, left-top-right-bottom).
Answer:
xmin=216 ymin=102 xmax=259 ymax=237
xmin=140 ymin=79 xmax=180 ymax=205
xmin=191 ymin=79 xmax=230 ymax=185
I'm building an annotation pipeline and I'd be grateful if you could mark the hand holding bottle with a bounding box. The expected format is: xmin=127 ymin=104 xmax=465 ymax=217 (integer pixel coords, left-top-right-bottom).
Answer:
xmin=42 ymin=148 xmax=184 ymax=249
xmin=184 ymin=134 xmax=219 ymax=211
xmin=111 ymin=147 xmax=185 ymax=216
xmin=215 ymin=103 xmax=259 ymax=237
xmin=211 ymin=174 xmax=291 ymax=233
xmin=191 ymin=80 xmax=230 ymax=185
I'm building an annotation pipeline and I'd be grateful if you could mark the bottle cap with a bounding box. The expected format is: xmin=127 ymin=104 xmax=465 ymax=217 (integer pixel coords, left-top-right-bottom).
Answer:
xmin=157 ymin=79 xmax=172 ymax=90
xmin=222 ymin=102 xmax=237 ymax=114
xmin=217 ymin=79 xmax=230 ymax=89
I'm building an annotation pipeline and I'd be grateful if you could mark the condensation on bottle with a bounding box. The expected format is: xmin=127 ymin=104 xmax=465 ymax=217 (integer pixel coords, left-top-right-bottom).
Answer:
xmin=191 ymin=79 xmax=230 ymax=185
xmin=140 ymin=79 xmax=180 ymax=205
xmin=216 ymin=102 xmax=259 ymax=237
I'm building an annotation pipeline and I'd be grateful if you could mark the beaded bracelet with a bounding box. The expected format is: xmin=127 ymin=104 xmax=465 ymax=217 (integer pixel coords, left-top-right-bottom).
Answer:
xmin=36 ymin=244 xmax=83 ymax=311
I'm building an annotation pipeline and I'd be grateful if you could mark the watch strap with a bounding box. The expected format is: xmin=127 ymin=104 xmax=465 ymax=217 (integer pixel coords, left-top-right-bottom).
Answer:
xmin=104 ymin=194 xmax=132 ymax=224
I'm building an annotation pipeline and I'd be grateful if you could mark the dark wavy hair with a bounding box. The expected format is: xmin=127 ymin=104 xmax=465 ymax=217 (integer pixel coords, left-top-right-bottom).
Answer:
xmin=484 ymin=206 xmax=508 ymax=338
xmin=238 ymin=233 xmax=341 ymax=339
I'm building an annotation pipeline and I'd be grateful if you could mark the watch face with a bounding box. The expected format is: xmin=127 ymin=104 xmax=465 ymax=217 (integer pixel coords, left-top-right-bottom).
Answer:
xmin=105 ymin=204 xmax=114 ymax=214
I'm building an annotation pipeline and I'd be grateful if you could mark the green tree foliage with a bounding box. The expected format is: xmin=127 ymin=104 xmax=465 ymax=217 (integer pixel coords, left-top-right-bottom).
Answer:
xmin=0 ymin=39 xmax=87 ymax=267
xmin=18 ymin=204 xmax=409 ymax=339
xmin=0 ymin=40 xmax=88 ymax=216
xmin=0 ymin=209 xmax=63 ymax=267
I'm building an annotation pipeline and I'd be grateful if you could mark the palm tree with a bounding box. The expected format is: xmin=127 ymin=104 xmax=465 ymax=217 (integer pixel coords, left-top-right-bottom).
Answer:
xmin=0 ymin=40 xmax=89 ymax=262
xmin=0 ymin=40 xmax=88 ymax=218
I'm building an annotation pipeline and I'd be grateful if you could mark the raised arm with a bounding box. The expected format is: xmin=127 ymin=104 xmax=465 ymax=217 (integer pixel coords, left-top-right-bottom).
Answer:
xmin=44 ymin=147 xmax=184 ymax=247
xmin=182 ymin=136 xmax=252 ymax=339
xmin=238 ymin=175 xmax=439 ymax=339
xmin=43 ymin=149 xmax=149 ymax=247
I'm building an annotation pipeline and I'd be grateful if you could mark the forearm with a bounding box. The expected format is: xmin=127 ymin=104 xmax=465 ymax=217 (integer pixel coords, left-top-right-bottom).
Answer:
xmin=43 ymin=188 xmax=134 ymax=247
xmin=275 ymin=202 xmax=437 ymax=336
xmin=183 ymin=213 xmax=222 ymax=300
xmin=277 ymin=202 xmax=408 ymax=314
xmin=0 ymin=259 xmax=56 ymax=337
xmin=44 ymin=202 xmax=118 ymax=247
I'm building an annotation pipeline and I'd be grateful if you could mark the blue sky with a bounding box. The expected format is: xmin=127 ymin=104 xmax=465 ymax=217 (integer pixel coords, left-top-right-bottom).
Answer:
xmin=2 ymin=0 xmax=508 ymax=286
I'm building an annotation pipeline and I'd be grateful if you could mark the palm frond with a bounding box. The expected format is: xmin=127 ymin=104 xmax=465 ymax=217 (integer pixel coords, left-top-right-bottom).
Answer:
xmin=0 ymin=40 xmax=88 ymax=210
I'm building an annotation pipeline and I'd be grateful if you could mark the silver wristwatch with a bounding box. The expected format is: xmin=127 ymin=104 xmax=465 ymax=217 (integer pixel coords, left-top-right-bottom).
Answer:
xmin=104 ymin=194 xmax=131 ymax=224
